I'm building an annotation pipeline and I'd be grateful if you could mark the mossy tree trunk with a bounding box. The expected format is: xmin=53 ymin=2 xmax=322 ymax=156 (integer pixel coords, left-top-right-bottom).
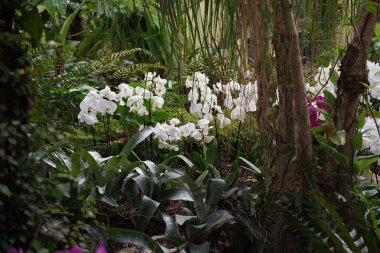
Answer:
xmin=262 ymin=1 xmax=315 ymax=251
xmin=249 ymin=0 xmax=273 ymax=170
xmin=323 ymin=1 xmax=379 ymax=219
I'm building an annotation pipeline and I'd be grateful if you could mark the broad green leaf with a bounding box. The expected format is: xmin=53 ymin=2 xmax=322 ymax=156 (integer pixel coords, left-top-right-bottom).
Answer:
xmin=323 ymin=90 xmax=336 ymax=108
xmin=239 ymin=157 xmax=261 ymax=174
xmin=162 ymin=155 xmax=194 ymax=167
xmin=357 ymin=112 xmax=366 ymax=129
xmin=160 ymin=172 xmax=183 ymax=184
xmin=70 ymin=152 xmax=81 ymax=177
xmin=142 ymin=160 xmax=160 ymax=183
xmin=57 ymin=1 xmax=86 ymax=43
xmin=121 ymin=127 xmax=154 ymax=158
xmin=206 ymin=141 xmax=217 ymax=166
xmin=353 ymin=132 xmax=363 ymax=150
xmin=132 ymin=174 xmax=150 ymax=195
xmin=161 ymin=213 xmax=181 ymax=237
xmin=195 ymin=170 xmax=209 ymax=185
xmin=175 ymin=214 xmax=197 ymax=226
xmin=137 ymin=196 xmax=160 ymax=230
xmin=329 ymin=130 xmax=346 ymax=145
xmin=153 ymin=110 xmax=171 ymax=121
xmin=204 ymin=210 xmax=234 ymax=233
xmin=225 ymin=161 xmax=239 ymax=189
xmin=100 ymin=195 xmax=118 ymax=207
xmin=185 ymin=223 xmax=207 ymax=243
xmin=205 ymin=179 xmax=225 ymax=213
xmin=20 ymin=8 xmax=43 ymax=46
xmin=81 ymin=149 xmax=105 ymax=185
xmin=365 ymin=1 xmax=379 ymax=13
xmin=44 ymin=0 xmax=69 ymax=17
xmin=192 ymin=152 xmax=206 ymax=170
xmin=329 ymin=69 xmax=340 ymax=86
xmin=104 ymin=228 xmax=164 ymax=253
xmin=159 ymin=188 xmax=194 ymax=202
xmin=353 ymin=155 xmax=378 ymax=174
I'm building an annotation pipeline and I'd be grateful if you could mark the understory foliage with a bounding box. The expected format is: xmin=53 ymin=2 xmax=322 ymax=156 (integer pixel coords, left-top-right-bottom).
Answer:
xmin=2 ymin=0 xmax=380 ymax=253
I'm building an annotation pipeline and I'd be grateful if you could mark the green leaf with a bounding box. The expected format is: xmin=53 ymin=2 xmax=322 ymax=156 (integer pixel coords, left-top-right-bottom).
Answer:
xmin=132 ymin=174 xmax=150 ymax=195
xmin=175 ymin=214 xmax=197 ymax=226
xmin=323 ymin=90 xmax=336 ymax=108
xmin=163 ymin=155 xmax=194 ymax=167
xmin=160 ymin=172 xmax=183 ymax=184
xmin=365 ymin=1 xmax=379 ymax=14
xmin=161 ymin=213 xmax=181 ymax=238
xmin=206 ymin=141 xmax=217 ymax=165
xmin=353 ymin=132 xmax=363 ymax=150
xmin=185 ymin=223 xmax=207 ymax=243
xmin=20 ymin=8 xmax=43 ymax=46
xmin=238 ymin=157 xmax=261 ymax=174
xmin=159 ymin=188 xmax=194 ymax=202
xmin=137 ymin=195 xmax=160 ymax=230
xmin=57 ymin=1 xmax=86 ymax=43
xmin=57 ymin=183 xmax=70 ymax=198
xmin=121 ymin=127 xmax=154 ymax=158
xmin=195 ymin=170 xmax=209 ymax=185
xmin=225 ymin=161 xmax=239 ymax=189
xmin=353 ymin=155 xmax=379 ymax=174
xmin=154 ymin=110 xmax=171 ymax=121
xmin=329 ymin=69 xmax=340 ymax=86
xmin=329 ymin=130 xmax=346 ymax=145
xmin=357 ymin=112 xmax=366 ymax=129
xmin=80 ymin=149 xmax=105 ymax=185
xmin=204 ymin=210 xmax=234 ymax=233
xmin=192 ymin=152 xmax=206 ymax=170
xmin=70 ymin=152 xmax=81 ymax=177
xmin=205 ymin=179 xmax=225 ymax=213
xmin=100 ymin=195 xmax=118 ymax=207
xmin=0 ymin=184 xmax=11 ymax=197
xmin=44 ymin=0 xmax=69 ymax=17
xmin=142 ymin=160 xmax=160 ymax=183
xmin=104 ymin=228 xmax=164 ymax=253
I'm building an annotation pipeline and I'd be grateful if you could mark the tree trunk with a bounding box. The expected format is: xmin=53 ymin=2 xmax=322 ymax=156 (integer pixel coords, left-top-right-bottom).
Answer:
xmin=249 ymin=0 xmax=273 ymax=170
xmin=264 ymin=1 xmax=315 ymax=251
xmin=323 ymin=1 xmax=379 ymax=205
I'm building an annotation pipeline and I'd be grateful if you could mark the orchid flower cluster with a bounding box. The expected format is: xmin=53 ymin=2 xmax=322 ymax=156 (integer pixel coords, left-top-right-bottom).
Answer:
xmin=367 ymin=61 xmax=380 ymax=100
xmin=306 ymin=64 xmax=340 ymax=96
xmin=78 ymin=72 xmax=167 ymax=125
xmin=307 ymin=61 xmax=380 ymax=99
xmin=305 ymin=62 xmax=380 ymax=155
xmin=147 ymin=72 xmax=261 ymax=151
xmin=152 ymin=117 xmax=214 ymax=151
xmin=186 ymin=72 xmax=258 ymax=124
xmin=362 ymin=117 xmax=380 ymax=155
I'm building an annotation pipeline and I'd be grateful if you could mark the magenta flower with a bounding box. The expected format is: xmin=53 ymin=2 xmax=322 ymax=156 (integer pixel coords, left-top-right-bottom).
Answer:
xmin=315 ymin=96 xmax=328 ymax=111
xmin=69 ymin=246 xmax=84 ymax=253
xmin=96 ymin=244 xmax=107 ymax=253
xmin=7 ymin=249 xmax=23 ymax=253
xmin=307 ymin=95 xmax=329 ymax=128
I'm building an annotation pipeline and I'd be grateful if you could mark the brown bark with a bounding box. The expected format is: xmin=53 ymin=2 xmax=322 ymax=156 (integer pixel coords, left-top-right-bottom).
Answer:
xmin=264 ymin=1 xmax=315 ymax=251
xmin=323 ymin=2 xmax=379 ymax=202
xmin=250 ymin=0 xmax=273 ymax=170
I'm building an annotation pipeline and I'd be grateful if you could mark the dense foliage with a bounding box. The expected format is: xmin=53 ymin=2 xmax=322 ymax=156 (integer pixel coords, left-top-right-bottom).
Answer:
xmin=1 ymin=0 xmax=380 ymax=253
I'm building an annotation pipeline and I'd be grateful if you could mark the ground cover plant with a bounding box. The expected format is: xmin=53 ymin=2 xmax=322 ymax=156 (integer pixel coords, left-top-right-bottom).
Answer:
xmin=1 ymin=0 xmax=380 ymax=252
